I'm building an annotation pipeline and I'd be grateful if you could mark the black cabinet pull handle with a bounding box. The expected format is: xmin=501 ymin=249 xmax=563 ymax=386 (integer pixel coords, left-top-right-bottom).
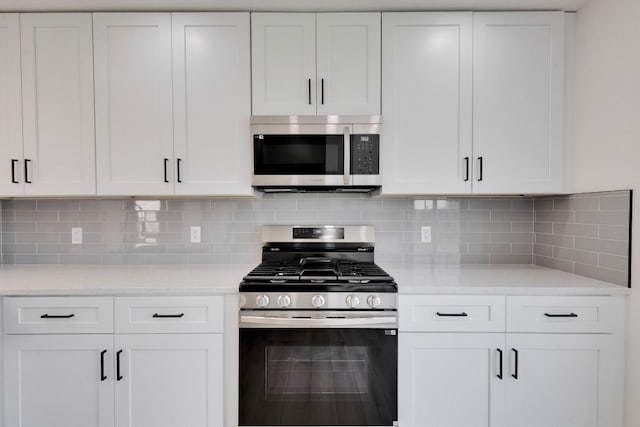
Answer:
xmin=24 ymin=159 xmax=32 ymax=184
xmin=152 ymin=312 xmax=185 ymax=318
xmin=321 ymin=78 xmax=325 ymax=105
xmin=464 ymin=157 xmax=470 ymax=182
xmin=477 ymin=157 xmax=483 ymax=181
xmin=100 ymin=350 xmax=107 ymax=381
xmin=11 ymin=159 xmax=19 ymax=183
xmin=176 ymin=158 xmax=182 ymax=183
xmin=41 ymin=313 xmax=75 ymax=319
xmin=163 ymin=158 xmax=169 ymax=183
xmin=544 ymin=312 xmax=578 ymax=318
xmin=116 ymin=350 xmax=123 ymax=381
xmin=497 ymin=348 xmax=503 ymax=379
xmin=308 ymin=78 xmax=312 ymax=105
xmin=512 ymin=348 xmax=519 ymax=379
xmin=436 ymin=312 xmax=468 ymax=317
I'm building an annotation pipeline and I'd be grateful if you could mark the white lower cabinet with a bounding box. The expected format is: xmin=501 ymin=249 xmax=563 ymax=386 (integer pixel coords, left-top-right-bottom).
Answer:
xmin=115 ymin=334 xmax=223 ymax=427
xmin=505 ymin=333 xmax=617 ymax=427
xmin=399 ymin=333 xmax=504 ymax=427
xmin=399 ymin=295 xmax=624 ymax=427
xmin=4 ymin=334 xmax=114 ymax=427
xmin=3 ymin=296 xmax=225 ymax=427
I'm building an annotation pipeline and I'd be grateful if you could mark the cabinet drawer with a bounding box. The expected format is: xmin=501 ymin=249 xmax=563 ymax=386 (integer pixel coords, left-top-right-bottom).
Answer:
xmin=115 ymin=296 xmax=223 ymax=333
xmin=4 ymin=297 xmax=114 ymax=334
xmin=506 ymin=296 xmax=621 ymax=333
xmin=399 ymin=295 xmax=506 ymax=332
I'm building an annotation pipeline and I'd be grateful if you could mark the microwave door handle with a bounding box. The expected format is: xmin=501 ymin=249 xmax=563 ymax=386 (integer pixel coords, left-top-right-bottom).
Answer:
xmin=343 ymin=126 xmax=351 ymax=185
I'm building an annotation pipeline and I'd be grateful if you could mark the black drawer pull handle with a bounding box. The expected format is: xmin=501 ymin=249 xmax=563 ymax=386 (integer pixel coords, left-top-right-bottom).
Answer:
xmin=41 ymin=313 xmax=75 ymax=319
xmin=152 ymin=313 xmax=185 ymax=318
xmin=477 ymin=156 xmax=483 ymax=181
xmin=497 ymin=348 xmax=503 ymax=379
xmin=512 ymin=348 xmax=519 ymax=379
xmin=308 ymin=78 xmax=312 ymax=105
xmin=11 ymin=159 xmax=19 ymax=183
xmin=116 ymin=350 xmax=123 ymax=381
xmin=176 ymin=158 xmax=183 ymax=183
xmin=544 ymin=313 xmax=578 ymax=318
xmin=100 ymin=350 xmax=107 ymax=381
xmin=436 ymin=312 xmax=468 ymax=317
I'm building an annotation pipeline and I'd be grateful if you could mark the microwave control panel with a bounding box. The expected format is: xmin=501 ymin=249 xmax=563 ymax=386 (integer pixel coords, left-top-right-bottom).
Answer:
xmin=351 ymin=134 xmax=380 ymax=175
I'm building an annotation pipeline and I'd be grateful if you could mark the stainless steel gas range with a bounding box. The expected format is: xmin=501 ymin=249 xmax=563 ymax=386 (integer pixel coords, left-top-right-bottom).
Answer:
xmin=239 ymin=225 xmax=398 ymax=427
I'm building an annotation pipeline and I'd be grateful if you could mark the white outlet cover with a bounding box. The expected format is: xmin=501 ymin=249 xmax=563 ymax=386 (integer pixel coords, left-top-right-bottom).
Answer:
xmin=71 ymin=227 xmax=83 ymax=244
xmin=190 ymin=226 xmax=202 ymax=243
xmin=420 ymin=226 xmax=432 ymax=243
xmin=414 ymin=200 xmax=425 ymax=210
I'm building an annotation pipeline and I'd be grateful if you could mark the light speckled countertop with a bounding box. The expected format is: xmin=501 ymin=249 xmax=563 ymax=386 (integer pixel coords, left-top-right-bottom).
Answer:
xmin=0 ymin=264 xmax=630 ymax=296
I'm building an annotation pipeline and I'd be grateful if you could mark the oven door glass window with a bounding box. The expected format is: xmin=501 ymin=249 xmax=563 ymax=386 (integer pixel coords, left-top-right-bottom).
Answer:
xmin=253 ymin=134 xmax=344 ymax=175
xmin=239 ymin=328 xmax=397 ymax=426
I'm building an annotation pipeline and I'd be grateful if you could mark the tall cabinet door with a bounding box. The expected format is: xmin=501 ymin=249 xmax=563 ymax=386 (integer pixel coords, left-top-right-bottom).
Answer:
xmin=93 ymin=13 xmax=174 ymax=196
xmin=21 ymin=13 xmax=96 ymax=196
xmin=473 ymin=12 xmax=564 ymax=194
xmin=399 ymin=333 xmax=505 ymax=427
xmin=172 ymin=13 xmax=252 ymax=196
xmin=316 ymin=13 xmax=380 ymax=115
xmin=251 ymin=13 xmax=316 ymax=115
xmin=505 ymin=334 xmax=618 ymax=427
xmin=4 ymin=335 xmax=114 ymax=427
xmin=381 ymin=13 xmax=473 ymax=195
xmin=0 ymin=14 xmax=23 ymax=196
xmin=115 ymin=334 xmax=223 ymax=427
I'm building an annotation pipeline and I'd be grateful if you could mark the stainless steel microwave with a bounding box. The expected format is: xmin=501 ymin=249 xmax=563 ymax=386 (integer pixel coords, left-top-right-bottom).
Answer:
xmin=251 ymin=115 xmax=382 ymax=192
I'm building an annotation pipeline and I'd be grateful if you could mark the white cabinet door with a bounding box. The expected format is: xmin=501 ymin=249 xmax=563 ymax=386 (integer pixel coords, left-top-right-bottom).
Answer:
xmin=505 ymin=334 xmax=619 ymax=427
xmin=399 ymin=333 xmax=505 ymax=427
xmin=21 ymin=13 xmax=96 ymax=196
xmin=473 ymin=12 xmax=564 ymax=194
xmin=115 ymin=334 xmax=223 ymax=427
xmin=172 ymin=13 xmax=252 ymax=196
xmin=316 ymin=13 xmax=380 ymax=115
xmin=94 ymin=13 xmax=174 ymax=196
xmin=4 ymin=334 xmax=114 ymax=427
xmin=0 ymin=14 xmax=23 ymax=196
xmin=251 ymin=13 xmax=316 ymax=115
xmin=381 ymin=13 xmax=473 ymax=195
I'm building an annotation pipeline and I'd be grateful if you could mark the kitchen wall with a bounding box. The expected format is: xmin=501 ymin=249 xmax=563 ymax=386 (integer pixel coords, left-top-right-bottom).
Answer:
xmin=0 ymin=195 xmax=536 ymax=267
xmin=534 ymin=191 xmax=631 ymax=286
xmin=573 ymin=0 xmax=640 ymax=425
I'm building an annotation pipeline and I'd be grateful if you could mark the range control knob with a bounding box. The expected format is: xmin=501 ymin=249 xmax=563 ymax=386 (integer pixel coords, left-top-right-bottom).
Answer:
xmin=367 ymin=295 xmax=381 ymax=308
xmin=277 ymin=295 xmax=291 ymax=308
xmin=345 ymin=295 xmax=360 ymax=308
xmin=256 ymin=294 xmax=270 ymax=308
xmin=311 ymin=295 xmax=326 ymax=308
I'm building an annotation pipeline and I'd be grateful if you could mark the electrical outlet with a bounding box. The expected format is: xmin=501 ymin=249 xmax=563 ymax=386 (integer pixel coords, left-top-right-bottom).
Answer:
xmin=190 ymin=226 xmax=201 ymax=243
xmin=71 ymin=227 xmax=83 ymax=245
xmin=420 ymin=226 xmax=432 ymax=243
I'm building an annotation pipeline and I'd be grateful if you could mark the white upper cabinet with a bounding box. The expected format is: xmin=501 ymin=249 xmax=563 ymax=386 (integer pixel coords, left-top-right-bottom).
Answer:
xmin=172 ymin=13 xmax=252 ymax=196
xmin=0 ymin=14 xmax=23 ymax=196
xmin=93 ymin=13 xmax=174 ymax=196
xmin=316 ymin=13 xmax=380 ymax=115
xmin=473 ymin=12 xmax=565 ymax=194
xmin=251 ymin=13 xmax=316 ymax=115
xmin=381 ymin=12 xmax=473 ymax=195
xmin=251 ymin=12 xmax=381 ymax=116
xmin=21 ymin=13 xmax=96 ymax=196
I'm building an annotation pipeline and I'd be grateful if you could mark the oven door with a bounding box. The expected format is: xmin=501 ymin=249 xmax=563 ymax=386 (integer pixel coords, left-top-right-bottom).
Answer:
xmin=239 ymin=313 xmax=397 ymax=426
xmin=251 ymin=124 xmax=352 ymax=187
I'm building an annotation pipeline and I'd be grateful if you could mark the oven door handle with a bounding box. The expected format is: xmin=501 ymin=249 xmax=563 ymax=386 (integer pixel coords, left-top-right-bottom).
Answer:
xmin=240 ymin=315 xmax=397 ymax=327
